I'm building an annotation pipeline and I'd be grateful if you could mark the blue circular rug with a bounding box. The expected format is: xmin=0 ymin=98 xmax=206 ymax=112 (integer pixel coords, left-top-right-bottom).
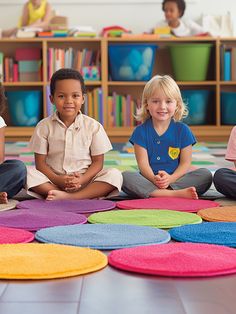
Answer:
xmin=170 ymin=222 xmax=236 ymax=247
xmin=35 ymin=224 xmax=171 ymax=250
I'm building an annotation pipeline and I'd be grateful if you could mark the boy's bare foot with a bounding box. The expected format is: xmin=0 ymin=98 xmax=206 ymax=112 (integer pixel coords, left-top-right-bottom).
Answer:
xmin=0 ymin=192 xmax=8 ymax=204
xmin=150 ymin=186 xmax=198 ymax=199
xmin=46 ymin=190 xmax=71 ymax=201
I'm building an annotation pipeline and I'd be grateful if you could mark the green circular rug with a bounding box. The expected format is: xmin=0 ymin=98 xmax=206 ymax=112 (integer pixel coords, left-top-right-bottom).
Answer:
xmin=88 ymin=210 xmax=202 ymax=229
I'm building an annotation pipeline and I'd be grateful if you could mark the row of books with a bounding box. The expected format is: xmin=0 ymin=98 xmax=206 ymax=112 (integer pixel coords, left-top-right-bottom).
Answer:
xmin=46 ymin=86 xmax=140 ymax=127
xmin=48 ymin=48 xmax=100 ymax=80
xmin=0 ymin=54 xmax=42 ymax=83
xmin=107 ymin=92 xmax=140 ymax=127
xmin=220 ymin=45 xmax=236 ymax=81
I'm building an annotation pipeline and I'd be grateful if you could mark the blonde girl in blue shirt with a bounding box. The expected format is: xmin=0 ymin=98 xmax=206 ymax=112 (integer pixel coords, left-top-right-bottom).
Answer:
xmin=122 ymin=75 xmax=212 ymax=199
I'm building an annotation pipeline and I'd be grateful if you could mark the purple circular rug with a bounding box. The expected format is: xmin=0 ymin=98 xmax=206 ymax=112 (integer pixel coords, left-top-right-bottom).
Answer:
xmin=17 ymin=199 xmax=116 ymax=214
xmin=0 ymin=209 xmax=87 ymax=231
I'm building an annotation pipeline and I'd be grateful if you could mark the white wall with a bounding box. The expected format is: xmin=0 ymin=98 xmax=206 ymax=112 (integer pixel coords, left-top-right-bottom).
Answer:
xmin=0 ymin=0 xmax=235 ymax=34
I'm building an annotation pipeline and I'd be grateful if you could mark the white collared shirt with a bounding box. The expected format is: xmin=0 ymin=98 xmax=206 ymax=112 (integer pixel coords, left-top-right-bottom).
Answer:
xmin=29 ymin=111 xmax=112 ymax=174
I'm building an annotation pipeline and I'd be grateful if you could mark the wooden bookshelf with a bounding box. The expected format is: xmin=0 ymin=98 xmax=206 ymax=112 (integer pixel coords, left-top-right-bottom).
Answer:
xmin=0 ymin=37 xmax=235 ymax=142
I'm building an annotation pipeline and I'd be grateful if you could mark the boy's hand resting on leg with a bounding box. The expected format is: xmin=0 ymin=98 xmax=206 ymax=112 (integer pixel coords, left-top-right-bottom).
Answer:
xmin=64 ymin=172 xmax=83 ymax=192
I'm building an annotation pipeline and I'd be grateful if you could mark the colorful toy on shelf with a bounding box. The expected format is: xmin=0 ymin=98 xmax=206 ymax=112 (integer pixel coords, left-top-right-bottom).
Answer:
xmin=101 ymin=25 xmax=131 ymax=37
xmin=82 ymin=66 xmax=100 ymax=81
xmin=153 ymin=26 xmax=172 ymax=37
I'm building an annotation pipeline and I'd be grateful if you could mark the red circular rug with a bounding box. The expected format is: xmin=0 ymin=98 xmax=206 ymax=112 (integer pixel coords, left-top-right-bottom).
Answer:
xmin=0 ymin=226 xmax=34 ymax=244
xmin=116 ymin=197 xmax=219 ymax=212
xmin=108 ymin=243 xmax=236 ymax=277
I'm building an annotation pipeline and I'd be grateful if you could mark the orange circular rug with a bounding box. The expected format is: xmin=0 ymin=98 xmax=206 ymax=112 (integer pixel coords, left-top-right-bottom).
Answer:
xmin=198 ymin=206 xmax=236 ymax=222
xmin=0 ymin=243 xmax=107 ymax=279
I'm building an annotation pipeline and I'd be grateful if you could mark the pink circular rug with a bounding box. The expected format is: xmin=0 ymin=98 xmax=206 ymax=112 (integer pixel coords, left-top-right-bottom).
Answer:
xmin=108 ymin=243 xmax=236 ymax=277
xmin=0 ymin=226 xmax=34 ymax=243
xmin=0 ymin=209 xmax=87 ymax=231
xmin=116 ymin=197 xmax=219 ymax=212
xmin=17 ymin=199 xmax=116 ymax=214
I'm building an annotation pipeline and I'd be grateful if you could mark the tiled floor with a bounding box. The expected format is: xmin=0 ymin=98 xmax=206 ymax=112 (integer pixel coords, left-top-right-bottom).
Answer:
xmin=0 ymin=266 xmax=236 ymax=314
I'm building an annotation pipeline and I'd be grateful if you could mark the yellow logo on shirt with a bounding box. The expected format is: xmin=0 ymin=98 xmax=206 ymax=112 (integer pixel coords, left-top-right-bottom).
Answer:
xmin=168 ymin=147 xmax=180 ymax=160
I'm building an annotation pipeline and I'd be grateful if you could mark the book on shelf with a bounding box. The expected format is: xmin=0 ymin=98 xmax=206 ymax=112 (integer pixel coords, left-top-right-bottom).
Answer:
xmin=224 ymin=50 xmax=231 ymax=81
xmin=68 ymin=26 xmax=97 ymax=37
xmin=16 ymin=27 xmax=43 ymax=38
xmin=221 ymin=45 xmax=236 ymax=81
xmin=0 ymin=52 xmax=3 ymax=82
xmin=231 ymin=47 xmax=236 ymax=81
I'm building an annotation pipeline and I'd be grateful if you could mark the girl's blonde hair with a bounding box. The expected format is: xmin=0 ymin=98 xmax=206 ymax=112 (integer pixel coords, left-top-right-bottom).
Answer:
xmin=136 ymin=75 xmax=188 ymax=123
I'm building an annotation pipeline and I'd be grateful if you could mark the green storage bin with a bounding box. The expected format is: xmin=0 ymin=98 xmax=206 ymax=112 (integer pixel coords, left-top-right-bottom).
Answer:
xmin=169 ymin=44 xmax=213 ymax=81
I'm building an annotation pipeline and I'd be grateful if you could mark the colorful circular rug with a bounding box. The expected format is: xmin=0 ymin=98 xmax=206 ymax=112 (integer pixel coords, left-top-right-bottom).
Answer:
xmin=108 ymin=243 xmax=236 ymax=277
xmin=88 ymin=210 xmax=202 ymax=229
xmin=0 ymin=199 xmax=19 ymax=212
xmin=116 ymin=197 xmax=219 ymax=212
xmin=35 ymin=224 xmax=171 ymax=249
xmin=198 ymin=206 xmax=236 ymax=222
xmin=169 ymin=222 xmax=236 ymax=247
xmin=0 ymin=209 xmax=87 ymax=231
xmin=0 ymin=243 xmax=107 ymax=279
xmin=17 ymin=199 xmax=116 ymax=214
xmin=0 ymin=226 xmax=34 ymax=244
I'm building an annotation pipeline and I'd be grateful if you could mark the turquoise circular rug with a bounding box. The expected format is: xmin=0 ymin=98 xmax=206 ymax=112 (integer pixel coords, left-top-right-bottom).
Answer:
xmin=170 ymin=222 xmax=236 ymax=247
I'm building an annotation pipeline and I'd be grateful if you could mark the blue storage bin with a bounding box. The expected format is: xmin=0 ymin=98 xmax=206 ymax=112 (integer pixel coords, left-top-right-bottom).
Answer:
xmin=7 ymin=90 xmax=42 ymax=126
xmin=108 ymin=44 xmax=157 ymax=81
xmin=221 ymin=91 xmax=236 ymax=125
xmin=181 ymin=90 xmax=211 ymax=125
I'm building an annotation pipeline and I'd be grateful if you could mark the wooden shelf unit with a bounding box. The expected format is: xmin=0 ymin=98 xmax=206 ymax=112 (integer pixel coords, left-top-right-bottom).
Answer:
xmin=1 ymin=37 xmax=235 ymax=141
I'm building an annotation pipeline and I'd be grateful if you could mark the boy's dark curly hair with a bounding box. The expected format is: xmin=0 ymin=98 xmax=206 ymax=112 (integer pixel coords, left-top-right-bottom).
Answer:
xmin=162 ymin=0 xmax=186 ymax=17
xmin=0 ymin=81 xmax=7 ymax=116
xmin=50 ymin=68 xmax=87 ymax=96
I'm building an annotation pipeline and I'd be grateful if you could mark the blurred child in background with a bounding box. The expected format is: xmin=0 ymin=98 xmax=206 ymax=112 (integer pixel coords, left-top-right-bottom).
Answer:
xmin=161 ymin=0 xmax=206 ymax=37
xmin=214 ymin=127 xmax=236 ymax=198
xmin=0 ymin=82 xmax=27 ymax=204
xmin=2 ymin=0 xmax=53 ymax=37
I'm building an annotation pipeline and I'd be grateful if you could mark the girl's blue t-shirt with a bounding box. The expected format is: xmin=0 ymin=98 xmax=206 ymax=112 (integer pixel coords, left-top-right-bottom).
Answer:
xmin=130 ymin=118 xmax=196 ymax=175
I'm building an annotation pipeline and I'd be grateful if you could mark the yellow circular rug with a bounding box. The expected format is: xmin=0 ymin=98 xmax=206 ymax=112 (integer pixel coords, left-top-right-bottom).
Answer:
xmin=0 ymin=243 xmax=107 ymax=279
xmin=198 ymin=206 xmax=236 ymax=222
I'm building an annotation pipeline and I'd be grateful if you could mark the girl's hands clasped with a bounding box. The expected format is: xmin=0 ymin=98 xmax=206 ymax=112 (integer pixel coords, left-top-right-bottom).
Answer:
xmin=154 ymin=170 xmax=173 ymax=189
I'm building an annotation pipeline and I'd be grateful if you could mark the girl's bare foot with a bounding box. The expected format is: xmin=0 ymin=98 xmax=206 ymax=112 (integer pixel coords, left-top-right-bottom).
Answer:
xmin=173 ymin=187 xmax=198 ymax=199
xmin=150 ymin=186 xmax=198 ymax=199
xmin=46 ymin=190 xmax=71 ymax=201
xmin=0 ymin=192 xmax=8 ymax=204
